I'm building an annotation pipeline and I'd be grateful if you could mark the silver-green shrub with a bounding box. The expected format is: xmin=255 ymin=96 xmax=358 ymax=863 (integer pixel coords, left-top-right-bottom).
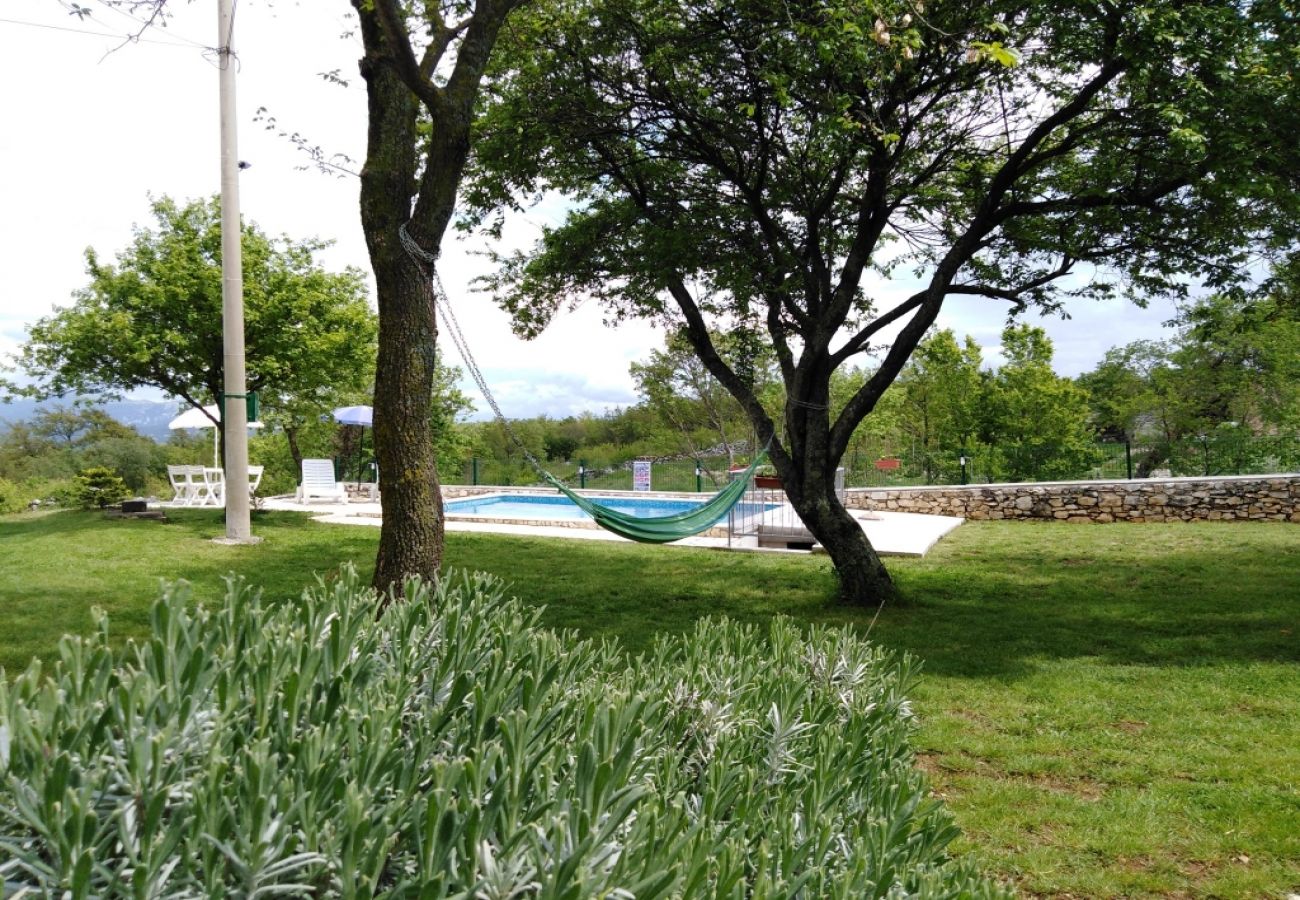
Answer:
xmin=0 ymin=567 xmax=1007 ymax=899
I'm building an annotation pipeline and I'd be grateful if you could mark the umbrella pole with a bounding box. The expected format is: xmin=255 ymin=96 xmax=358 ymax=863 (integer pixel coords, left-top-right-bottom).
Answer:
xmin=358 ymin=427 xmax=366 ymax=483
xmin=213 ymin=427 xmax=220 ymax=468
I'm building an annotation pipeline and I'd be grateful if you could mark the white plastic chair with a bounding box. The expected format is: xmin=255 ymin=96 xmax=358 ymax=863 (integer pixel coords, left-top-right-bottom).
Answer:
xmin=247 ymin=465 xmax=264 ymax=496
xmin=166 ymin=465 xmax=206 ymax=506
xmin=296 ymin=459 xmax=348 ymax=504
xmin=166 ymin=465 xmax=188 ymax=505
xmin=200 ymin=468 xmax=225 ymax=506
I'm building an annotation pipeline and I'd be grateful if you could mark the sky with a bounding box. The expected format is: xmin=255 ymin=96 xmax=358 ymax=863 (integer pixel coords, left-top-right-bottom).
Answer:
xmin=1 ymin=0 xmax=1185 ymax=422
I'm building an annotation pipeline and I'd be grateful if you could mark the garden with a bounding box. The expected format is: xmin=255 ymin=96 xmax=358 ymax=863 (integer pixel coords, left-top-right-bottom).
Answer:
xmin=2 ymin=508 xmax=1297 ymax=897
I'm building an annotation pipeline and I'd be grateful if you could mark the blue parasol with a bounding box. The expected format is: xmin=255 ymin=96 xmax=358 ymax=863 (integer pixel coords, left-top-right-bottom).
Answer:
xmin=332 ymin=406 xmax=374 ymax=481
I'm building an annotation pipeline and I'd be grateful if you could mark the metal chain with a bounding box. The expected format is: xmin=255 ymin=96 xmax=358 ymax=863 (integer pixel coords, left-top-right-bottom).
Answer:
xmin=398 ymin=223 xmax=560 ymax=485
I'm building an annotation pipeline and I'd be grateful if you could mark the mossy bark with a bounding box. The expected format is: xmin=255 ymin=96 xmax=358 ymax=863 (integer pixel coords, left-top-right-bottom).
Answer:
xmin=355 ymin=9 xmax=442 ymax=597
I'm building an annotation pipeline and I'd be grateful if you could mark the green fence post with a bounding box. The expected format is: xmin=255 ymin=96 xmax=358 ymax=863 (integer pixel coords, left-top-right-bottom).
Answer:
xmin=959 ymin=448 xmax=968 ymax=485
xmin=472 ymin=457 xmax=479 ymax=486
xmin=695 ymin=460 xmax=703 ymax=492
xmin=1125 ymin=440 xmax=1133 ymax=480
xmin=579 ymin=460 xmax=587 ymax=489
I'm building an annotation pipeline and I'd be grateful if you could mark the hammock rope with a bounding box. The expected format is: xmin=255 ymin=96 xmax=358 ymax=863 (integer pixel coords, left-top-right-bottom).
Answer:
xmin=398 ymin=223 xmax=767 ymax=543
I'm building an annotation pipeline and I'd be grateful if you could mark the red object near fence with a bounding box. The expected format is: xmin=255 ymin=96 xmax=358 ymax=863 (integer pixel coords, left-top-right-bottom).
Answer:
xmin=874 ymin=457 xmax=901 ymax=471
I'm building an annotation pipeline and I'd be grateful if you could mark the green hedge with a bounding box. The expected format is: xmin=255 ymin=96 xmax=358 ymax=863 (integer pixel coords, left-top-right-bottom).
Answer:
xmin=0 ymin=568 xmax=1005 ymax=898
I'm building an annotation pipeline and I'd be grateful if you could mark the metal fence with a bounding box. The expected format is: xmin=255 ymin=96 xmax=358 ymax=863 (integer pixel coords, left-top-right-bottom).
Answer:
xmin=446 ymin=433 xmax=1299 ymax=491
xmin=446 ymin=456 xmax=738 ymax=492
xmin=841 ymin=434 xmax=1300 ymax=488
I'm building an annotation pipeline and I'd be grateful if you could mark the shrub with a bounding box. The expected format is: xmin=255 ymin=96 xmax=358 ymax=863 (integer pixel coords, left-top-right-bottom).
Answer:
xmin=0 ymin=478 xmax=21 ymax=514
xmin=40 ymin=478 xmax=82 ymax=510
xmin=71 ymin=466 xmax=131 ymax=509
xmin=0 ymin=477 xmax=79 ymax=513
xmin=0 ymin=568 xmax=1006 ymax=898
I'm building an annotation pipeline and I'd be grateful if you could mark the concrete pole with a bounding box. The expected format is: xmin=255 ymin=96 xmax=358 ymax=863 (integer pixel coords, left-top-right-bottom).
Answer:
xmin=218 ymin=0 xmax=253 ymax=542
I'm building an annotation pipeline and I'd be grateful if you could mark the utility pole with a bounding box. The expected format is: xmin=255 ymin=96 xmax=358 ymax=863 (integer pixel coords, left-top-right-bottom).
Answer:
xmin=217 ymin=0 xmax=254 ymax=542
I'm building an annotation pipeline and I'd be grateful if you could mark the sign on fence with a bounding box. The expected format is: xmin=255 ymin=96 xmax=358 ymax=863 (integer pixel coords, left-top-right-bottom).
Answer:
xmin=633 ymin=459 xmax=652 ymax=492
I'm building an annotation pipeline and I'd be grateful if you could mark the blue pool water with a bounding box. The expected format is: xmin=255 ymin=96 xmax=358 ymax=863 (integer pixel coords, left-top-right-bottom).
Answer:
xmin=445 ymin=493 xmax=774 ymax=524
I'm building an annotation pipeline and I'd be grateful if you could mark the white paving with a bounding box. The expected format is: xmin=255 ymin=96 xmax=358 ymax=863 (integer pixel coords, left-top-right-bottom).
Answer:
xmin=261 ymin=496 xmax=963 ymax=557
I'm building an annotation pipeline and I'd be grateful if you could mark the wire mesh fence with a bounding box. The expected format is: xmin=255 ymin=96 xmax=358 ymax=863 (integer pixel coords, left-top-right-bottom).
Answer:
xmin=840 ymin=434 xmax=1300 ymax=488
xmin=445 ymin=433 xmax=1299 ymax=491
xmin=446 ymin=456 xmax=741 ymax=491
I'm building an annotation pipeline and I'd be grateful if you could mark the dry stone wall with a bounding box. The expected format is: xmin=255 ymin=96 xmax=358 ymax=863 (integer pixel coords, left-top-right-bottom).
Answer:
xmin=845 ymin=475 xmax=1300 ymax=523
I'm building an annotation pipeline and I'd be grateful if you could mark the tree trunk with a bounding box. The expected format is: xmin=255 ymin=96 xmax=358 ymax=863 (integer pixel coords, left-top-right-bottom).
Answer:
xmin=783 ymin=462 xmax=894 ymax=606
xmin=355 ymin=14 xmax=444 ymax=599
xmin=352 ymin=0 xmax=529 ymax=600
xmin=369 ymin=255 xmax=444 ymax=596
xmin=773 ymin=362 xmax=894 ymax=607
xmin=284 ymin=425 xmax=303 ymax=473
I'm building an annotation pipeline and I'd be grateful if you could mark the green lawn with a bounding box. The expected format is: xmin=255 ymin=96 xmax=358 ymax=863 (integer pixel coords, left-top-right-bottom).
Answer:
xmin=2 ymin=508 xmax=1298 ymax=898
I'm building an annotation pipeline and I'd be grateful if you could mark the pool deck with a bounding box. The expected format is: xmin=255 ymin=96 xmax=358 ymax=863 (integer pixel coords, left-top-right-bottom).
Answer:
xmin=262 ymin=495 xmax=963 ymax=557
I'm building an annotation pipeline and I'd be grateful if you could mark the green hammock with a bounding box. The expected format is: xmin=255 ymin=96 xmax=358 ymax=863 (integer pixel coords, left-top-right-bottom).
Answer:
xmin=398 ymin=221 xmax=773 ymax=544
xmin=540 ymin=448 xmax=770 ymax=544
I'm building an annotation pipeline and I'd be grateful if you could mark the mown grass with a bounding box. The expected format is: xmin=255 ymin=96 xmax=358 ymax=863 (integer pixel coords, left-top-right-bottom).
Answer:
xmin=1 ymin=508 xmax=1297 ymax=898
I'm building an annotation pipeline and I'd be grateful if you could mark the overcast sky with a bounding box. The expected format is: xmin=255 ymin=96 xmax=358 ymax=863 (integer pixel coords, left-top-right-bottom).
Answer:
xmin=2 ymin=0 xmax=1184 ymax=421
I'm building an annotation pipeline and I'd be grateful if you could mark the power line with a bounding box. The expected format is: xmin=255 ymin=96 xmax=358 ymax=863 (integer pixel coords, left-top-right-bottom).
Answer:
xmin=0 ymin=15 xmax=203 ymax=49
xmin=87 ymin=0 xmax=210 ymax=49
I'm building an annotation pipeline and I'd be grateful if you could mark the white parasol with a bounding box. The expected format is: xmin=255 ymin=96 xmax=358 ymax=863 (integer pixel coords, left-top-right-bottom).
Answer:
xmin=168 ymin=404 xmax=265 ymax=467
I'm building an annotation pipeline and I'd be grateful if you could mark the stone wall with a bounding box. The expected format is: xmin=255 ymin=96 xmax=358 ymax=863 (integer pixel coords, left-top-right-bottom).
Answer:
xmin=845 ymin=474 xmax=1300 ymax=523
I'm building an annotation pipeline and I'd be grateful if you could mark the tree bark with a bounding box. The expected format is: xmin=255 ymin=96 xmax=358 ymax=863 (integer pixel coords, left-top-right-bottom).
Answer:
xmin=353 ymin=0 xmax=517 ymax=599
xmin=792 ymin=486 xmax=894 ymax=606
xmin=764 ymin=351 xmax=893 ymax=606
xmin=355 ymin=8 xmax=444 ymax=598
xmin=368 ymin=250 xmax=444 ymax=596
xmin=778 ymin=419 xmax=894 ymax=607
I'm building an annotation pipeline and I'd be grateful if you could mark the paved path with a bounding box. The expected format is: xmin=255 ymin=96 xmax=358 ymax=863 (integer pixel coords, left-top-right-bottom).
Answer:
xmin=263 ymin=496 xmax=963 ymax=557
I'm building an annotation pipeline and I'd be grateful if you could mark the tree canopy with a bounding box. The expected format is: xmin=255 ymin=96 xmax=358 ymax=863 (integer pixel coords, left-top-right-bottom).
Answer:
xmin=9 ymin=196 xmax=376 ymax=442
xmin=468 ymin=0 xmax=1300 ymax=603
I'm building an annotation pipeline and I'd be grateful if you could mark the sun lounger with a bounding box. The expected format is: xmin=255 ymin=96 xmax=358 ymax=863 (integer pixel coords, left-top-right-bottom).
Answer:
xmin=296 ymin=458 xmax=348 ymax=504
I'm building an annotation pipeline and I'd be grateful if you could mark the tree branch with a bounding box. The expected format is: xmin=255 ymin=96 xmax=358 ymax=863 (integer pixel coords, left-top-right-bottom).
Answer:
xmin=664 ymin=276 xmax=783 ymax=461
xmin=370 ymin=0 xmax=442 ymax=111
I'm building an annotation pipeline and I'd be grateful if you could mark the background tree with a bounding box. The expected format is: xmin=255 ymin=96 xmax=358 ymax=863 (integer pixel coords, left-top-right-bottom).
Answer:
xmin=630 ymin=327 xmax=777 ymax=470
xmin=1078 ymin=257 xmax=1300 ymax=475
xmin=469 ymin=0 xmax=1299 ymax=603
xmin=830 ymin=365 xmax=904 ymax=484
xmin=893 ymin=330 xmax=984 ymax=483
xmin=0 ymin=406 xmax=165 ymax=494
xmin=1171 ymin=267 xmax=1300 ymax=433
xmin=429 ymin=359 xmax=477 ymax=478
xmin=1076 ymin=341 xmax=1178 ymax=443
xmin=980 ymin=325 xmax=1099 ymax=481
xmin=9 ymin=196 xmax=376 ymax=464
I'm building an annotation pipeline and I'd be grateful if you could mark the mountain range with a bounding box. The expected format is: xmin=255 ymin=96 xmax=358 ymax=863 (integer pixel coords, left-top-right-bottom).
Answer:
xmin=0 ymin=398 xmax=186 ymax=442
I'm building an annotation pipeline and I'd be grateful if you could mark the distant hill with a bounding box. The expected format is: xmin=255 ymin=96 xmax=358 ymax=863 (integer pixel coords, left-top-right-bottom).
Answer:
xmin=0 ymin=398 xmax=183 ymax=442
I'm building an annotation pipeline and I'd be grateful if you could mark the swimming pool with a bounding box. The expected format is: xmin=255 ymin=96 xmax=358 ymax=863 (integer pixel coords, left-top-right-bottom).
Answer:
xmin=445 ymin=492 xmax=775 ymax=527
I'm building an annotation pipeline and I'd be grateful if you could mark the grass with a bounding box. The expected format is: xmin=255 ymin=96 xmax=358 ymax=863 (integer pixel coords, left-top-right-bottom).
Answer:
xmin=2 ymin=508 xmax=1298 ymax=897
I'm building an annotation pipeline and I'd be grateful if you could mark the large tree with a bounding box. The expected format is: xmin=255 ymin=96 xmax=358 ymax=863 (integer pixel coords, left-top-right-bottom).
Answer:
xmin=348 ymin=0 xmax=531 ymax=595
xmin=468 ymin=0 xmax=1300 ymax=603
xmin=8 ymin=196 xmax=376 ymax=463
